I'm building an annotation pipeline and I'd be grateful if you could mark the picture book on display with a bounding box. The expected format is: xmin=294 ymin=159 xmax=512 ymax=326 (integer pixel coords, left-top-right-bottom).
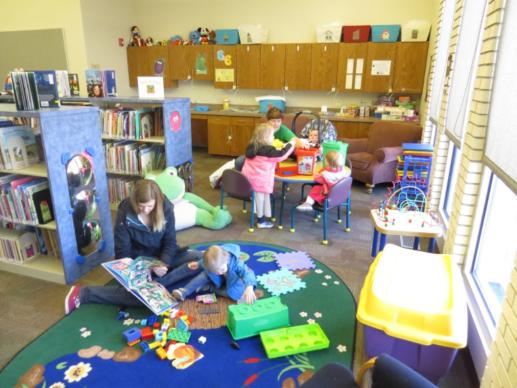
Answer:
xmin=33 ymin=71 xmax=59 ymax=107
xmin=68 ymin=73 xmax=80 ymax=96
xmin=85 ymin=69 xmax=117 ymax=97
xmin=102 ymin=256 xmax=178 ymax=315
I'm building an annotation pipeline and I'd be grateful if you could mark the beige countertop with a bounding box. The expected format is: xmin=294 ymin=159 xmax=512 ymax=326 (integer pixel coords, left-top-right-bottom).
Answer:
xmin=190 ymin=104 xmax=378 ymax=122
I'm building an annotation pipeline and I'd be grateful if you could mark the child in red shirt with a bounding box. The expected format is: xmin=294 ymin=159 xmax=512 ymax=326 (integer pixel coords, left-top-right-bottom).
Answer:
xmin=297 ymin=150 xmax=348 ymax=211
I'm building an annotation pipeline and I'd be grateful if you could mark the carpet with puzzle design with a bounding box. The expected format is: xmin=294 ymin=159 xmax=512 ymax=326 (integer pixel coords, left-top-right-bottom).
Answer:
xmin=0 ymin=241 xmax=356 ymax=388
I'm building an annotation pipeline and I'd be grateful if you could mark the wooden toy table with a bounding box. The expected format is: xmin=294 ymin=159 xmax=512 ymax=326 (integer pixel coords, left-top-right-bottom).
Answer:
xmin=369 ymin=208 xmax=443 ymax=257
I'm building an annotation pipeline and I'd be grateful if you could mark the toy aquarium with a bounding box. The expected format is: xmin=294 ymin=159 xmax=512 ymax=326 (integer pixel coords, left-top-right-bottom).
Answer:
xmin=356 ymin=244 xmax=467 ymax=383
xmin=256 ymin=96 xmax=286 ymax=113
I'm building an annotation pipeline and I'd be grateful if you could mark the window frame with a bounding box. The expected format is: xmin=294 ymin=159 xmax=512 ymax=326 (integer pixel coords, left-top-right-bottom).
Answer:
xmin=439 ymin=141 xmax=460 ymax=224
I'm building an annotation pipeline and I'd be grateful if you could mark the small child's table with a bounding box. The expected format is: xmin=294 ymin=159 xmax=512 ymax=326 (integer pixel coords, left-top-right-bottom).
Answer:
xmin=369 ymin=208 xmax=443 ymax=257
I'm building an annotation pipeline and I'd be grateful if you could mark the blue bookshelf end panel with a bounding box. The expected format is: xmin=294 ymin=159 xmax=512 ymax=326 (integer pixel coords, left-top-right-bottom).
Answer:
xmin=39 ymin=107 xmax=114 ymax=283
xmin=163 ymin=98 xmax=192 ymax=167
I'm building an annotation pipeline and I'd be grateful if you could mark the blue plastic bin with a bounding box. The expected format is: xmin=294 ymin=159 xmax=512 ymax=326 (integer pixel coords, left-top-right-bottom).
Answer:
xmin=256 ymin=96 xmax=286 ymax=113
xmin=372 ymin=25 xmax=400 ymax=42
xmin=215 ymin=29 xmax=240 ymax=45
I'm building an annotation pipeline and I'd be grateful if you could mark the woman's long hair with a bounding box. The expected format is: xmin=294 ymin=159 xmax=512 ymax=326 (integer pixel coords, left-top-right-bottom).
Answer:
xmin=130 ymin=179 xmax=165 ymax=231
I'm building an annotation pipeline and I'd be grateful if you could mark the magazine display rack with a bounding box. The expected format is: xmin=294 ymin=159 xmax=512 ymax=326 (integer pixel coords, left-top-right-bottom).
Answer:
xmin=0 ymin=104 xmax=114 ymax=284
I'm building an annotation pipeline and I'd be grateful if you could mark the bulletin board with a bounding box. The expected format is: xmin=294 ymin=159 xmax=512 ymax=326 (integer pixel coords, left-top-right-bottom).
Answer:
xmin=0 ymin=29 xmax=67 ymax=79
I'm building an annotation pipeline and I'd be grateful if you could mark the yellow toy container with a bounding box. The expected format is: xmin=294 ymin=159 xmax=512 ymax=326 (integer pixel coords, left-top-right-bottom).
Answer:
xmin=356 ymin=244 xmax=467 ymax=383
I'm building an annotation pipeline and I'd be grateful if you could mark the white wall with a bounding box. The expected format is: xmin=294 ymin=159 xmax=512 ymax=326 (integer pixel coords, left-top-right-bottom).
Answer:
xmin=2 ymin=0 xmax=437 ymax=111
xmin=81 ymin=0 xmax=436 ymax=109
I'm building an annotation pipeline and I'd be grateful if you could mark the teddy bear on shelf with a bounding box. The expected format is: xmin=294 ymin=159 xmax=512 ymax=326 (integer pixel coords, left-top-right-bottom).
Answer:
xmin=197 ymin=27 xmax=211 ymax=44
xmin=129 ymin=25 xmax=144 ymax=47
xmin=145 ymin=37 xmax=154 ymax=46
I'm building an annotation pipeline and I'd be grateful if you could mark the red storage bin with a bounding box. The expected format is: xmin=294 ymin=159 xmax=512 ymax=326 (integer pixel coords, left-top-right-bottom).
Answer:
xmin=342 ymin=25 xmax=371 ymax=42
xmin=296 ymin=148 xmax=320 ymax=175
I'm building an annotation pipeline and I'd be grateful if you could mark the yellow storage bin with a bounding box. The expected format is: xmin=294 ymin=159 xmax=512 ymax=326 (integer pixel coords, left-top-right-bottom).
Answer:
xmin=356 ymin=244 xmax=467 ymax=382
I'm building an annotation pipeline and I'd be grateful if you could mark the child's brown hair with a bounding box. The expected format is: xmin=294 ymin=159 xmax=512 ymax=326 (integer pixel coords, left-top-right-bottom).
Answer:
xmin=325 ymin=150 xmax=344 ymax=169
xmin=266 ymin=107 xmax=283 ymax=120
xmin=203 ymin=245 xmax=229 ymax=273
xmin=248 ymin=123 xmax=274 ymax=155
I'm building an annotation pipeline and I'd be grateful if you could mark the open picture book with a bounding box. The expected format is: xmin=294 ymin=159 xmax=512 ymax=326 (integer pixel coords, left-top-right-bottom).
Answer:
xmin=102 ymin=256 xmax=178 ymax=315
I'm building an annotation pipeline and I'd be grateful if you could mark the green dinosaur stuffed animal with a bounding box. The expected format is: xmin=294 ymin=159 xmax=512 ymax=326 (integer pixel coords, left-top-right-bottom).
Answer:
xmin=146 ymin=167 xmax=232 ymax=230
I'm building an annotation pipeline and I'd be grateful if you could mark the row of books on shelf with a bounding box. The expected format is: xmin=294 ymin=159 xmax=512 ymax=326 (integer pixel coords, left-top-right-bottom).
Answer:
xmin=0 ymin=174 xmax=53 ymax=225
xmin=108 ymin=177 xmax=136 ymax=205
xmin=0 ymin=124 xmax=40 ymax=170
xmin=101 ymin=107 xmax=163 ymax=140
xmin=0 ymin=224 xmax=60 ymax=264
xmin=10 ymin=69 xmax=116 ymax=110
xmin=104 ymin=141 xmax=165 ymax=176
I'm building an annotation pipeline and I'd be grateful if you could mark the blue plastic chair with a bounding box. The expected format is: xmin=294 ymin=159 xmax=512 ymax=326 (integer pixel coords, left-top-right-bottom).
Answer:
xmin=290 ymin=176 xmax=352 ymax=245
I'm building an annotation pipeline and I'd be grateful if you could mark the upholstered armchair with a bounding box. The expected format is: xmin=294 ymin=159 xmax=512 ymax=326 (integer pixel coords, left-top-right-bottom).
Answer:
xmin=341 ymin=121 xmax=422 ymax=193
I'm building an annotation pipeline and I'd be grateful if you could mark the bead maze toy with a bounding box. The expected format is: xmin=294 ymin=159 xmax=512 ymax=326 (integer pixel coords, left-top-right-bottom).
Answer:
xmin=260 ymin=323 xmax=330 ymax=359
xmin=227 ymin=296 xmax=289 ymax=340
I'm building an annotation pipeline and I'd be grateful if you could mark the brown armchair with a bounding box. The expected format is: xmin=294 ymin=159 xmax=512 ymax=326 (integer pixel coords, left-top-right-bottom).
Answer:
xmin=341 ymin=121 xmax=422 ymax=193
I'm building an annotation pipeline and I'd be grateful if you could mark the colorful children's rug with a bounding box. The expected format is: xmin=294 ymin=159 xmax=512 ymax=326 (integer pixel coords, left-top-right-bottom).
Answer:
xmin=0 ymin=241 xmax=356 ymax=388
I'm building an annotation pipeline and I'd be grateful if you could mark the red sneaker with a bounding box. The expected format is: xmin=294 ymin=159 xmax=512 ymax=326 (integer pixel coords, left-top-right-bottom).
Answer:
xmin=65 ymin=285 xmax=81 ymax=315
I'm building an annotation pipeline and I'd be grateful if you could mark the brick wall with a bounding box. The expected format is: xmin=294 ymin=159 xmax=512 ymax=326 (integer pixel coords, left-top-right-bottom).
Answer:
xmin=423 ymin=0 xmax=513 ymax=385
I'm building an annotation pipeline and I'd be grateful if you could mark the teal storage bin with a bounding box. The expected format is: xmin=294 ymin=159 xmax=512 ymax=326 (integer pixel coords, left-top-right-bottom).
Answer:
xmin=372 ymin=25 xmax=400 ymax=42
xmin=215 ymin=29 xmax=240 ymax=45
xmin=227 ymin=296 xmax=289 ymax=340
xmin=322 ymin=141 xmax=349 ymax=166
xmin=256 ymin=96 xmax=286 ymax=113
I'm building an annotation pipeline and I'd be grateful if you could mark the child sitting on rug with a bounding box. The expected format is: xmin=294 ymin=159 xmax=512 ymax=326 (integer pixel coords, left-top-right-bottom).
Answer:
xmin=172 ymin=243 xmax=259 ymax=304
xmin=297 ymin=150 xmax=348 ymax=211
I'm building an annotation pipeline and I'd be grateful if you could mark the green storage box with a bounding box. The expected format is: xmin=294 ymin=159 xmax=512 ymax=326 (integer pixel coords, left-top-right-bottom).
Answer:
xmin=322 ymin=141 xmax=349 ymax=167
xmin=260 ymin=323 xmax=330 ymax=359
xmin=227 ymin=296 xmax=289 ymax=340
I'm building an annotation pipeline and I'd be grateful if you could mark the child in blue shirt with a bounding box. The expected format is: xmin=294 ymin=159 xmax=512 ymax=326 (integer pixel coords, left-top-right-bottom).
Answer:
xmin=172 ymin=243 xmax=257 ymax=304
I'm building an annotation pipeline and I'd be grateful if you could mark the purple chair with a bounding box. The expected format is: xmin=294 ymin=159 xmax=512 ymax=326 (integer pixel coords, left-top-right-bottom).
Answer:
xmin=219 ymin=169 xmax=256 ymax=232
xmin=289 ymin=176 xmax=352 ymax=245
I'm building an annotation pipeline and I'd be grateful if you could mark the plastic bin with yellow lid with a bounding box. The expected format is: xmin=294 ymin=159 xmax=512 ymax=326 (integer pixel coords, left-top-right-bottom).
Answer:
xmin=356 ymin=243 xmax=467 ymax=382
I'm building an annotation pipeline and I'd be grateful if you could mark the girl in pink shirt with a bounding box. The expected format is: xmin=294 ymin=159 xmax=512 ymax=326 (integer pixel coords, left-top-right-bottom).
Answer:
xmin=242 ymin=124 xmax=295 ymax=228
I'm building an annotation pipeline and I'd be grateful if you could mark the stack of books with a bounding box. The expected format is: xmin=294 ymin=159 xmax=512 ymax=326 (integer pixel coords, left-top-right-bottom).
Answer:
xmin=0 ymin=125 xmax=40 ymax=170
xmin=101 ymin=108 xmax=163 ymax=139
xmin=0 ymin=227 xmax=40 ymax=264
xmin=0 ymin=174 xmax=54 ymax=225
xmin=104 ymin=141 xmax=165 ymax=176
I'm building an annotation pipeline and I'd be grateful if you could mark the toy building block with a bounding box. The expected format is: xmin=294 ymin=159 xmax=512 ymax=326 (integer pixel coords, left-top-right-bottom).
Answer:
xmin=140 ymin=342 xmax=150 ymax=352
xmin=153 ymin=322 xmax=161 ymax=329
xmin=260 ymin=323 xmax=330 ymax=359
xmin=141 ymin=327 xmax=154 ymax=341
xmin=140 ymin=319 xmax=147 ymax=326
xmin=117 ymin=310 xmax=130 ymax=320
xmin=227 ymin=296 xmax=289 ymax=340
xmin=176 ymin=318 xmax=189 ymax=332
xmin=128 ymin=339 xmax=140 ymax=347
xmin=147 ymin=315 xmax=158 ymax=326
xmin=198 ymin=336 xmax=207 ymax=344
xmin=155 ymin=331 xmax=164 ymax=342
xmin=156 ymin=347 xmax=167 ymax=360
xmin=148 ymin=341 xmax=161 ymax=350
xmin=123 ymin=327 xmax=141 ymax=343
xmin=167 ymin=328 xmax=191 ymax=343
